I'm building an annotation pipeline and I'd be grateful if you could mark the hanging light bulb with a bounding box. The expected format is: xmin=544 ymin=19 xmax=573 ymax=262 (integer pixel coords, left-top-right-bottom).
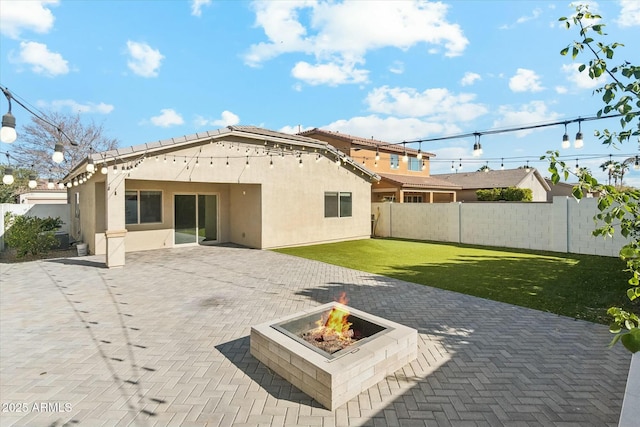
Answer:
xmin=501 ymin=158 xmax=505 ymax=170
xmin=634 ymin=156 xmax=640 ymax=171
xmin=375 ymin=148 xmax=380 ymax=161
xmin=100 ymin=163 xmax=108 ymax=174
xmin=458 ymin=159 xmax=463 ymax=171
xmin=52 ymin=143 xmax=64 ymax=163
xmin=472 ymin=134 xmax=482 ymax=157
xmin=0 ymin=110 xmax=17 ymax=143
xmin=561 ymin=123 xmax=570 ymax=149
xmin=2 ymin=167 xmax=14 ymax=185
xmin=269 ymin=155 xmax=274 ymax=169
xmin=299 ymin=156 xmax=303 ymax=168
xmin=245 ymin=156 xmax=250 ymax=168
xmin=86 ymin=157 xmax=95 ymax=173
xmin=402 ymin=142 xmax=408 ymax=163
xmin=226 ymin=157 xmax=229 ymax=167
xmin=574 ymin=159 xmax=580 ymax=174
xmin=113 ymin=164 xmax=119 ymax=174
xmin=484 ymin=162 xmax=489 ymax=173
xmin=73 ymin=178 xmax=79 ymax=186
xmin=574 ymin=120 xmax=584 ymax=148
xmin=57 ymin=182 xmax=64 ymax=189
xmin=451 ymin=161 xmax=455 ymax=172
xmin=525 ymin=161 xmax=531 ymax=173
xmin=417 ymin=142 xmax=423 ymax=160
xmin=28 ymin=173 xmax=37 ymax=188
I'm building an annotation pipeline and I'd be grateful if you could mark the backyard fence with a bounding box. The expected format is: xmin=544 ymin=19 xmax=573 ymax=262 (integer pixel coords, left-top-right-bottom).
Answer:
xmin=372 ymin=196 xmax=625 ymax=257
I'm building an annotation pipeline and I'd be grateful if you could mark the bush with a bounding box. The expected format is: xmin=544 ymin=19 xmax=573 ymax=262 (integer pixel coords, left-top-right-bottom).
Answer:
xmin=3 ymin=213 xmax=62 ymax=258
xmin=476 ymin=187 xmax=532 ymax=201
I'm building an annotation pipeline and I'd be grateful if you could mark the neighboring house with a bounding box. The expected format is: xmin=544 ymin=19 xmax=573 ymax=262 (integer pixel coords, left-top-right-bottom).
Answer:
xmin=432 ymin=168 xmax=551 ymax=202
xmin=545 ymin=179 xmax=578 ymax=202
xmin=64 ymin=126 xmax=379 ymax=268
xmin=299 ymin=128 xmax=460 ymax=203
xmin=18 ymin=181 xmax=68 ymax=204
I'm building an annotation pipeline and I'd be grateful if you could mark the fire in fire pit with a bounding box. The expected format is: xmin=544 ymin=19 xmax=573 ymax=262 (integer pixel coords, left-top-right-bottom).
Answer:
xmin=271 ymin=294 xmax=388 ymax=359
xmin=302 ymin=303 xmax=355 ymax=354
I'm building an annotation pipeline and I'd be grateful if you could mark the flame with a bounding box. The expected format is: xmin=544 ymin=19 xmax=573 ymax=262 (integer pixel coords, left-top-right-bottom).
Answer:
xmin=324 ymin=292 xmax=351 ymax=336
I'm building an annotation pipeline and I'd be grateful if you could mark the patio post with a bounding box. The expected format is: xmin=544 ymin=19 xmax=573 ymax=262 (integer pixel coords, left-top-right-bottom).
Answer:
xmin=104 ymin=172 xmax=127 ymax=267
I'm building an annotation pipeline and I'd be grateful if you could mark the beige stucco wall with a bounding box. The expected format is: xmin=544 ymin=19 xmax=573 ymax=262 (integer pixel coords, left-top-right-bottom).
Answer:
xmin=71 ymin=138 xmax=373 ymax=256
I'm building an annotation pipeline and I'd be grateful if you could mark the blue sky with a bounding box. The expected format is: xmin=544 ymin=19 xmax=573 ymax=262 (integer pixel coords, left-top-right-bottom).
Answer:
xmin=1 ymin=0 xmax=639 ymax=184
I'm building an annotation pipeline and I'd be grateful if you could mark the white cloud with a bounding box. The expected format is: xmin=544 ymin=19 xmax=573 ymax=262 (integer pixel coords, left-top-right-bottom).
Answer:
xmin=561 ymin=63 xmax=605 ymax=89
xmin=213 ymin=111 xmax=240 ymax=127
xmin=509 ymin=68 xmax=544 ymax=92
xmin=37 ymin=99 xmax=114 ymax=114
xmin=460 ymin=72 xmax=481 ymax=86
xmin=194 ymin=111 xmax=240 ymax=127
xmin=555 ymin=86 xmax=568 ymax=94
xmin=191 ymin=0 xmax=212 ymax=17
xmin=365 ymin=86 xmax=488 ymax=122
xmin=291 ymin=61 xmax=368 ymax=86
xmin=150 ymin=109 xmax=184 ymax=127
xmin=322 ymin=115 xmax=462 ymax=143
xmin=126 ymin=41 xmax=164 ymax=77
xmin=499 ymin=8 xmax=542 ymax=29
xmin=0 ymin=0 xmax=58 ymax=39
xmin=492 ymin=101 xmax=562 ymax=137
xmin=616 ymin=0 xmax=640 ymax=27
xmin=389 ymin=61 xmax=404 ymax=75
xmin=279 ymin=124 xmax=314 ymax=134
xmin=244 ymin=1 xmax=468 ymax=85
xmin=13 ymin=41 xmax=69 ymax=76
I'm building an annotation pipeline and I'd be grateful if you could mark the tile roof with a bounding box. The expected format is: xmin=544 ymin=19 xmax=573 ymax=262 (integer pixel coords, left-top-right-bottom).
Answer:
xmin=67 ymin=126 xmax=380 ymax=182
xmin=377 ymin=173 xmax=461 ymax=190
xmin=299 ymin=128 xmax=436 ymax=157
xmin=432 ymin=168 xmax=550 ymax=190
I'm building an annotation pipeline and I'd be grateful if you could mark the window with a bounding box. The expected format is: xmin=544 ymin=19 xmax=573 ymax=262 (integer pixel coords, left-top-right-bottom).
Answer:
xmin=324 ymin=192 xmax=352 ymax=218
xmin=125 ymin=190 xmax=162 ymax=225
xmin=404 ymin=195 xmax=423 ymax=203
xmin=408 ymin=157 xmax=422 ymax=172
xmin=390 ymin=154 xmax=399 ymax=169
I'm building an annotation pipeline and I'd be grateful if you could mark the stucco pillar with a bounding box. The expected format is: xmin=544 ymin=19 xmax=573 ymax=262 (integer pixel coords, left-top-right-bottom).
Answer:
xmin=104 ymin=173 xmax=127 ymax=268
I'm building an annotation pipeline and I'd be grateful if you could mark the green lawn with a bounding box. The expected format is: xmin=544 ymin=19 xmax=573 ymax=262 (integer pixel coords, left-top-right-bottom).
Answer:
xmin=274 ymin=238 xmax=635 ymax=325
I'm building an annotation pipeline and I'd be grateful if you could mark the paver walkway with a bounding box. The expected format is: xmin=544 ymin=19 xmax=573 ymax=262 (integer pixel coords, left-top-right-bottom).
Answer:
xmin=0 ymin=245 xmax=631 ymax=427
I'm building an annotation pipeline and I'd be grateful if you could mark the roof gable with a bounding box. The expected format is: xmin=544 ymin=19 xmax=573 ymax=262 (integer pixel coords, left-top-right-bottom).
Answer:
xmin=66 ymin=126 xmax=380 ymax=182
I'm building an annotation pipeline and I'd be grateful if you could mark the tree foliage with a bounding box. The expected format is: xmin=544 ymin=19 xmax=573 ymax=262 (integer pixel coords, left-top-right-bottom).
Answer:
xmin=545 ymin=4 xmax=640 ymax=353
xmin=476 ymin=187 xmax=532 ymax=202
xmin=10 ymin=112 xmax=118 ymax=180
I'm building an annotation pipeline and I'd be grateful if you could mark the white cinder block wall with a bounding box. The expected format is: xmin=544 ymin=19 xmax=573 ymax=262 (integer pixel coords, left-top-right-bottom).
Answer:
xmin=372 ymin=196 xmax=627 ymax=257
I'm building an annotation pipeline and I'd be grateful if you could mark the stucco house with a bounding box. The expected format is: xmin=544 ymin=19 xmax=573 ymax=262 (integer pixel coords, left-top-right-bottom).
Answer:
xmin=432 ymin=168 xmax=551 ymax=202
xmin=300 ymin=129 xmax=460 ymax=203
xmin=64 ymin=126 xmax=379 ymax=267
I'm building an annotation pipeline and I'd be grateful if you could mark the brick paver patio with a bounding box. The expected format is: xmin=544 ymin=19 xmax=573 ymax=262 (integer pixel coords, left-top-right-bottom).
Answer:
xmin=0 ymin=245 xmax=631 ymax=426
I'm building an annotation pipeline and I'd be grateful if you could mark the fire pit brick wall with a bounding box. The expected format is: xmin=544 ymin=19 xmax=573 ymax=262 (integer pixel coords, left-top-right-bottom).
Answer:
xmin=250 ymin=303 xmax=418 ymax=410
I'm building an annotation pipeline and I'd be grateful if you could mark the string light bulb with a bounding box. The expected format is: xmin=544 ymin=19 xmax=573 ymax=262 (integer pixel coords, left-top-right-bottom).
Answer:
xmin=2 ymin=167 xmax=14 ymax=185
xmin=562 ymin=123 xmax=570 ymax=149
xmin=575 ymin=120 xmax=584 ymax=148
xmin=52 ymin=143 xmax=64 ymax=163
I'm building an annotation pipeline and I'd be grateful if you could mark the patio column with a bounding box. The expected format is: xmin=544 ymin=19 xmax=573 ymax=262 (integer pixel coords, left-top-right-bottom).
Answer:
xmin=104 ymin=172 xmax=127 ymax=268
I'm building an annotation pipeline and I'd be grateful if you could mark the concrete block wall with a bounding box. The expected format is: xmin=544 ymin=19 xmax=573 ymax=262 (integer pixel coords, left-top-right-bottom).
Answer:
xmin=372 ymin=196 xmax=628 ymax=257
xmin=1 ymin=203 xmax=71 ymax=251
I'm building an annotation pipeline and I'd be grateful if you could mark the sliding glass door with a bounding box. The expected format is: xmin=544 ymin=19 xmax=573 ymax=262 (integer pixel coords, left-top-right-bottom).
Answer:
xmin=174 ymin=194 xmax=218 ymax=245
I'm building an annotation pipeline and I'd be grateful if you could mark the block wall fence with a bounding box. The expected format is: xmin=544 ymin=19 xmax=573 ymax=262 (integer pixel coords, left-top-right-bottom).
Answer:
xmin=372 ymin=196 xmax=626 ymax=257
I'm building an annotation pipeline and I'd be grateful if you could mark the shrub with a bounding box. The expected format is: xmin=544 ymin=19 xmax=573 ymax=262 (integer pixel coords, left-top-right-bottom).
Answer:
xmin=476 ymin=187 xmax=532 ymax=201
xmin=3 ymin=213 xmax=62 ymax=258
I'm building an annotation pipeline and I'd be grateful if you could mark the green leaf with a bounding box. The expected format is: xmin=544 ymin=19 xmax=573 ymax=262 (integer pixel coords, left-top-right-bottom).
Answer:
xmin=621 ymin=329 xmax=640 ymax=353
xmin=560 ymin=47 xmax=569 ymax=56
xmin=572 ymin=186 xmax=584 ymax=200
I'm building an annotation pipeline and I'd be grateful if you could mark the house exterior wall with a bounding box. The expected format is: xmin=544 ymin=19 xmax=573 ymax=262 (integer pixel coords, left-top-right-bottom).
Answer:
xmin=18 ymin=191 xmax=68 ymax=204
xmin=373 ymin=196 xmax=625 ymax=257
xmin=73 ymin=139 xmax=372 ymax=258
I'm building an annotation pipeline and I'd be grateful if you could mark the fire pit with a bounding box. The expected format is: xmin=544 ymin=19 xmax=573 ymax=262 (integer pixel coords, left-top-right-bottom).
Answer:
xmin=250 ymin=301 xmax=417 ymax=410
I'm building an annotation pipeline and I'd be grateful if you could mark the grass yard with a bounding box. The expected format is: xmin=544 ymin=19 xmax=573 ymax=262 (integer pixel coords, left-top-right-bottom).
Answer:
xmin=274 ymin=238 xmax=635 ymax=325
